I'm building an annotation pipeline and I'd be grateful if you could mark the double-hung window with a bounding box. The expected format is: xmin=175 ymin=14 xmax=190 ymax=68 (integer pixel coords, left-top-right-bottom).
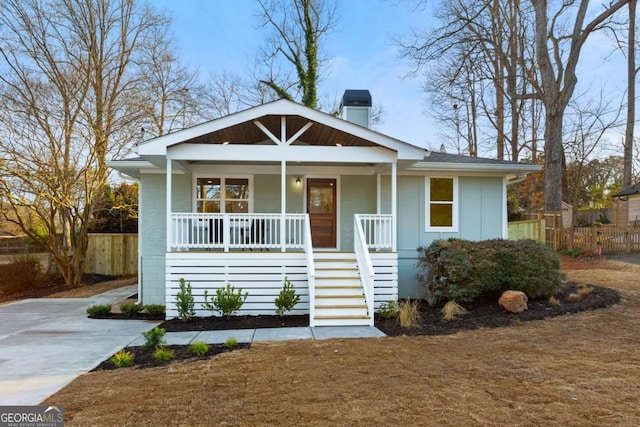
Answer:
xmin=196 ymin=177 xmax=250 ymax=213
xmin=425 ymin=177 xmax=458 ymax=232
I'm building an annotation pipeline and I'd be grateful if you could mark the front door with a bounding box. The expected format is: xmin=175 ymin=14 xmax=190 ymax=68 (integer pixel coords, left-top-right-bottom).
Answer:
xmin=307 ymin=179 xmax=337 ymax=248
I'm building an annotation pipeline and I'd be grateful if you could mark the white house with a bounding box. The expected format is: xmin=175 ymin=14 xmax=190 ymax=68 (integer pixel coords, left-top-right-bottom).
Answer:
xmin=109 ymin=90 xmax=539 ymax=326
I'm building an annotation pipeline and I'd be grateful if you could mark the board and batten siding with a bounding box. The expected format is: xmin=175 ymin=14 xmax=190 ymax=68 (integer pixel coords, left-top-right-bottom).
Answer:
xmin=165 ymin=252 xmax=398 ymax=318
xmin=340 ymin=175 xmax=377 ymax=252
xmin=383 ymin=175 xmax=506 ymax=298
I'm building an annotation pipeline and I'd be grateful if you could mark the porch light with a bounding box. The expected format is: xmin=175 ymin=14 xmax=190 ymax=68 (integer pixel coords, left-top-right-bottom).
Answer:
xmin=295 ymin=177 xmax=302 ymax=186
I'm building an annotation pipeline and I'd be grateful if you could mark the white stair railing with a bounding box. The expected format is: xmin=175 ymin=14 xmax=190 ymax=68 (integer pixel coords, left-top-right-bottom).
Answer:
xmin=303 ymin=214 xmax=316 ymax=327
xmin=354 ymin=214 xmax=375 ymax=326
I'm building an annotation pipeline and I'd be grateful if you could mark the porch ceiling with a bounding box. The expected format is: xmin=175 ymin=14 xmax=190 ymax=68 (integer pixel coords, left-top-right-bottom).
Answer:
xmin=183 ymin=115 xmax=377 ymax=147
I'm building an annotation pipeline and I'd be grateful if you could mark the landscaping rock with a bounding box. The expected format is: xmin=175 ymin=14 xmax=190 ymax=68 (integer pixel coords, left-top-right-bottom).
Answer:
xmin=499 ymin=290 xmax=528 ymax=313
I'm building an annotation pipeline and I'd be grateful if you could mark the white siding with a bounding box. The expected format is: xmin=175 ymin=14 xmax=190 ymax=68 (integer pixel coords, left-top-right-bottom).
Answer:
xmin=164 ymin=251 xmax=398 ymax=319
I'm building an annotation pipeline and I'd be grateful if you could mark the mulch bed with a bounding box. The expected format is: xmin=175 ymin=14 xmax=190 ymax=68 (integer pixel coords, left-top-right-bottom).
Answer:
xmin=92 ymin=343 xmax=251 ymax=371
xmin=159 ymin=314 xmax=309 ymax=332
xmin=375 ymin=282 xmax=621 ymax=337
xmin=91 ymin=312 xmax=165 ymax=321
xmin=91 ymin=283 xmax=620 ymax=337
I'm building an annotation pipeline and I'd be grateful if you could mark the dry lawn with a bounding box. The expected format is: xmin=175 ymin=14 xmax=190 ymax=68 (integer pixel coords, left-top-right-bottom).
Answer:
xmin=44 ymin=257 xmax=640 ymax=426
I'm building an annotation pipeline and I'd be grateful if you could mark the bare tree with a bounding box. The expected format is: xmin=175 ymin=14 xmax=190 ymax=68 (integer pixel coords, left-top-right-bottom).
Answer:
xmin=136 ymin=25 xmax=204 ymax=137
xmin=563 ymin=93 xmax=623 ymax=224
xmin=530 ymin=0 xmax=629 ymax=215
xmin=257 ymin=0 xmax=337 ymax=108
xmin=0 ymin=0 xmax=170 ymax=286
xmin=624 ymin=0 xmax=637 ymax=188
xmin=399 ymin=0 xmax=537 ymax=161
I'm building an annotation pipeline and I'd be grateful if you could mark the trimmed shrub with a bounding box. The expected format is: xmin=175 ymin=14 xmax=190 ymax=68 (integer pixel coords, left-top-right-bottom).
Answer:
xmin=224 ymin=337 xmax=238 ymax=348
xmin=417 ymin=238 xmax=562 ymax=305
xmin=491 ymin=239 xmax=562 ymax=299
xmin=87 ymin=304 xmax=112 ymax=317
xmin=142 ymin=327 xmax=166 ymax=349
xmin=110 ymin=349 xmax=134 ymax=368
xmin=119 ymin=303 xmax=144 ymax=316
xmin=145 ymin=304 xmax=166 ymax=315
xmin=153 ymin=346 xmax=174 ymax=362
xmin=202 ymin=283 xmax=248 ymax=318
xmin=417 ymin=239 xmax=497 ymax=305
xmin=274 ymin=277 xmax=301 ymax=317
xmin=188 ymin=341 xmax=209 ymax=356
xmin=175 ymin=278 xmax=195 ymax=321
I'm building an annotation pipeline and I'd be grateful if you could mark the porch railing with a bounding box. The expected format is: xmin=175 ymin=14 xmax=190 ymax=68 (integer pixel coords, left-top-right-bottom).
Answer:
xmin=304 ymin=214 xmax=316 ymax=326
xmin=170 ymin=213 xmax=306 ymax=251
xmin=356 ymin=214 xmax=394 ymax=250
xmin=354 ymin=215 xmax=375 ymax=326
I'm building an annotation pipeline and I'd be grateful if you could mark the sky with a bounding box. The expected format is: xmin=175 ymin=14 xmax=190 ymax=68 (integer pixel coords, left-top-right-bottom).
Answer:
xmin=152 ymin=0 xmax=629 ymax=156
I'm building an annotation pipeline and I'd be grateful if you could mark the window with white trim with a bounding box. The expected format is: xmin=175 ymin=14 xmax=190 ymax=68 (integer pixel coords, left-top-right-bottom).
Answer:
xmin=425 ymin=177 xmax=458 ymax=231
xmin=196 ymin=177 xmax=250 ymax=213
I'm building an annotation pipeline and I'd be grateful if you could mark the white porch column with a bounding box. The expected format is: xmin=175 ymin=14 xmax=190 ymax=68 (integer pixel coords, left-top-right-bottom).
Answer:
xmin=391 ymin=160 xmax=397 ymax=252
xmin=166 ymin=159 xmax=172 ymax=252
xmin=376 ymin=173 xmax=381 ymax=214
xmin=281 ymin=160 xmax=286 ymax=252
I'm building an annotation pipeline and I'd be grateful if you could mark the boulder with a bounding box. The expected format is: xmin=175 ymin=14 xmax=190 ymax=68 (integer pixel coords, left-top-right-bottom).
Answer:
xmin=499 ymin=290 xmax=528 ymax=313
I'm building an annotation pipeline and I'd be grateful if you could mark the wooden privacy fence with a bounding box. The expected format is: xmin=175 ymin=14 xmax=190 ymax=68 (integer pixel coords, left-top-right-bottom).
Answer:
xmin=565 ymin=227 xmax=640 ymax=254
xmin=508 ymin=219 xmax=546 ymax=243
xmin=84 ymin=233 xmax=137 ymax=276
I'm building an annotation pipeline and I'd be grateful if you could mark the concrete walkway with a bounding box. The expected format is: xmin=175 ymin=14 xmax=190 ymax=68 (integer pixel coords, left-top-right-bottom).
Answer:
xmin=132 ymin=325 xmax=385 ymax=347
xmin=0 ymin=285 xmax=159 ymax=406
xmin=0 ymin=285 xmax=385 ymax=406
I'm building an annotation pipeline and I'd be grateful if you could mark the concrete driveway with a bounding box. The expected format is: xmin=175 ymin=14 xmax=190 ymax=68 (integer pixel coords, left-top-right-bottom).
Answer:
xmin=0 ymin=285 xmax=159 ymax=405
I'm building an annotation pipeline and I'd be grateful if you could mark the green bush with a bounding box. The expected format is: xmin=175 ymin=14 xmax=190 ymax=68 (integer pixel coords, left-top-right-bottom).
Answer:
xmin=153 ymin=346 xmax=174 ymax=362
xmin=119 ymin=303 xmax=144 ymax=316
xmin=417 ymin=238 xmax=562 ymax=305
xmin=145 ymin=304 xmax=166 ymax=315
xmin=87 ymin=304 xmax=112 ymax=317
xmin=274 ymin=277 xmax=301 ymax=317
xmin=202 ymin=283 xmax=248 ymax=318
xmin=188 ymin=341 xmax=209 ymax=356
xmin=110 ymin=349 xmax=134 ymax=368
xmin=376 ymin=301 xmax=399 ymax=319
xmin=224 ymin=337 xmax=238 ymax=348
xmin=418 ymin=239 xmax=498 ymax=305
xmin=175 ymin=278 xmax=195 ymax=321
xmin=142 ymin=326 xmax=166 ymax=349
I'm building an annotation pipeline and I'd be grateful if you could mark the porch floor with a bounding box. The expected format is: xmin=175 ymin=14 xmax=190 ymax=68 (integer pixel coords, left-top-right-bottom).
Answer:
xmin=127 ymin=326 xmax=386 ymax=347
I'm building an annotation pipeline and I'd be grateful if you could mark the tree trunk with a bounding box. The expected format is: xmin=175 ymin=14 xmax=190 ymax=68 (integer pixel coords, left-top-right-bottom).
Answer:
xmin=624 ymin=0 xmax=636 ymax=188
xmin=544 ymin=110 xmax=564 ymax=219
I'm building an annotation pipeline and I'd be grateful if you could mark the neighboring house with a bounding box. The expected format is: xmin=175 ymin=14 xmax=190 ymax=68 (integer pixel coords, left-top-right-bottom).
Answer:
xmin=109 ymin=90 xmax=539 ymax=326
xmin=612 ymin=183 xmax=640 ymax=226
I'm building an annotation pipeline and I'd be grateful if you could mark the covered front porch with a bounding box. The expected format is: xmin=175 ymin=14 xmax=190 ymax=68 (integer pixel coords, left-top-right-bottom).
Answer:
xmin=120 ymin=99 xmax=428 ymax=325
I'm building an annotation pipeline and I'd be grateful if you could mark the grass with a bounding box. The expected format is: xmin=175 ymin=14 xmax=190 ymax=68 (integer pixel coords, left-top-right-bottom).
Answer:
xmin=397 ymin=298 xmax=421 ymax=328
xmin=440 ymin=300 xmax=468 ymax=320
xmin=43 ymin=258 xmax=640 ymax=426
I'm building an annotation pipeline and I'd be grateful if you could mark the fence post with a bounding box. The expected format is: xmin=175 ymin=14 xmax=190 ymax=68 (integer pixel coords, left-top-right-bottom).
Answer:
xmin=566 ymin=227 xmax=573 ymax=251
xmin=591 ymin=227 xmax=598 ymax=255
xmin=626 ymin=227 xmax=631 ymax=252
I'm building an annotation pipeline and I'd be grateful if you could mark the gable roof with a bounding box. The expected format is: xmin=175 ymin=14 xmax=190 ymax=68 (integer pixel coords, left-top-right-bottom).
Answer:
xmin=136 ymin=98 xmax=425 ymax=161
